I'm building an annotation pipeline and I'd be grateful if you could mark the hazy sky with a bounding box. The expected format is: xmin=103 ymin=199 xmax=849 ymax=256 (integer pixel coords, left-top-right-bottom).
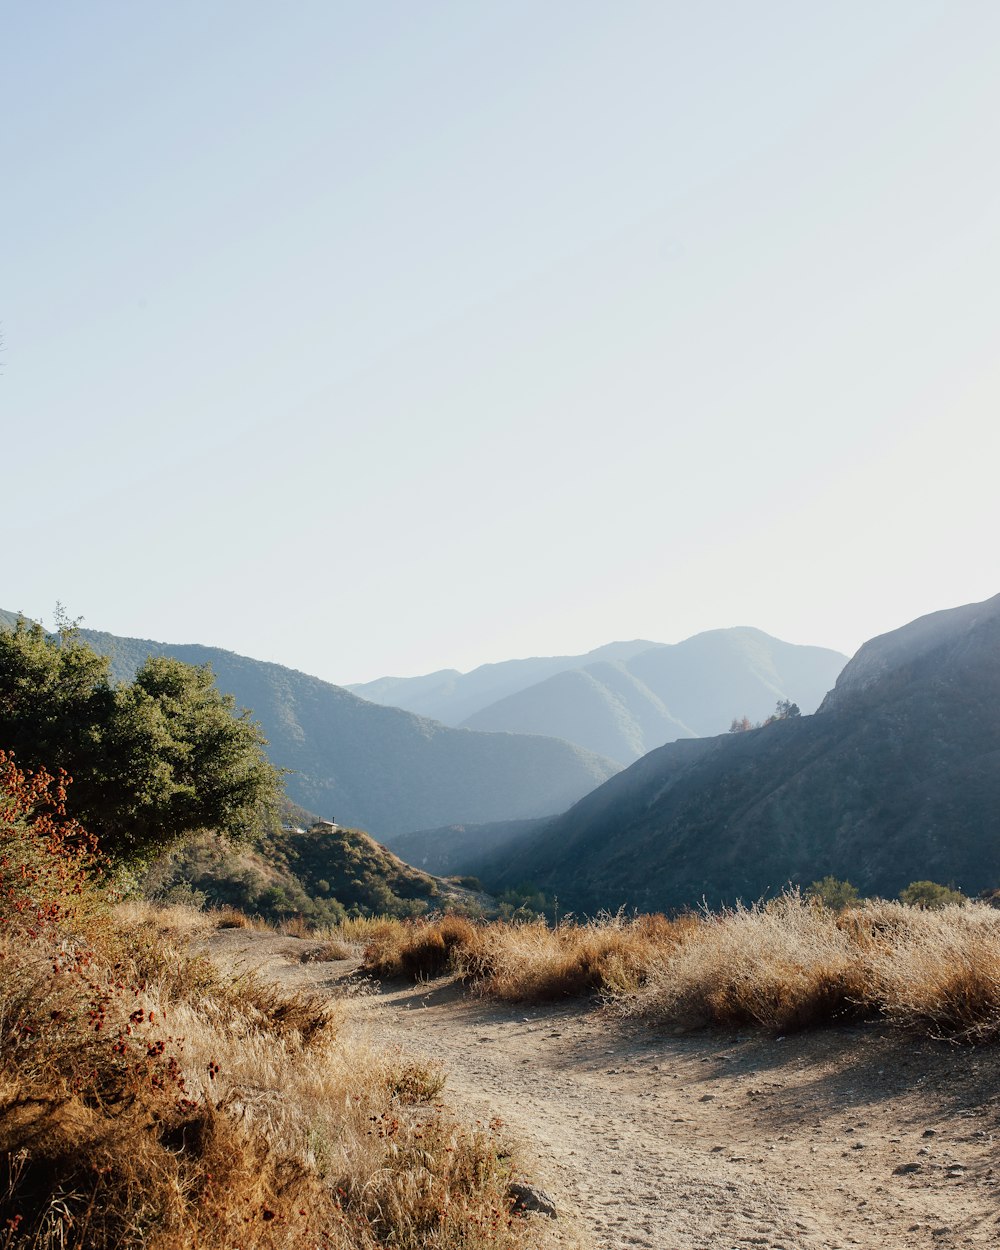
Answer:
xmin=5 ymin=2 xmax=998 ymax=684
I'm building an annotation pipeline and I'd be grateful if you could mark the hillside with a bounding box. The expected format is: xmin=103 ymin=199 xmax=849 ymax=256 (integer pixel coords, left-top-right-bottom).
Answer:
xmin=0 ymin=615 xmax=620 ymax=836
xmin=354 ymin=630 xmax=847 ymax=765
xmin=145 ymin=821 xmax=487 ymax=922
xmin=483 ymin=593 xmax=1000 ymax=913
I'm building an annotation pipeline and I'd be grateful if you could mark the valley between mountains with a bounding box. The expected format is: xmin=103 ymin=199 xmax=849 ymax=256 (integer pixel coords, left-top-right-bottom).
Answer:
xmin=207 ymin=927 xmax=1000 ymax=1250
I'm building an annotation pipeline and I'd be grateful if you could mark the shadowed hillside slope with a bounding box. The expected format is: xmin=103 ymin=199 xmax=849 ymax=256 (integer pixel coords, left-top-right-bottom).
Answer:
xmin=384 ymin=816 xmax=549 ymax=877
xmin=484 ymin=594 xmax=1000 ymax=913
xmin=0 ymin=616 xmax=620 ymax=836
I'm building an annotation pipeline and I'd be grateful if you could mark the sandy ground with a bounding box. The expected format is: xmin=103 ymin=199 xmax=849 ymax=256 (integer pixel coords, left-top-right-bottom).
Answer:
xmin=204 ymin=929 xmax=1000 ymax=1250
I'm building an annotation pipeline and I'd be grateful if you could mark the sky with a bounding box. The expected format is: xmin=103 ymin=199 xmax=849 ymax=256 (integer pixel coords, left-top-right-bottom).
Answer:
xmin=4 ymin=1 xmax=999 ymax=684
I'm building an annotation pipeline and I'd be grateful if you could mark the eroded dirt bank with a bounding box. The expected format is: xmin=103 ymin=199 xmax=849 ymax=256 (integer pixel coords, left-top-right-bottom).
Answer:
xmin=205 ymin=929 xmax=1000 ymax=1250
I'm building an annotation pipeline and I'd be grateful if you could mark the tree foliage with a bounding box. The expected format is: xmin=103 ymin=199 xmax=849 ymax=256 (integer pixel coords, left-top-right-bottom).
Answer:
xmin=0 ymin=618 xmax=280 ymax=861
xmin=806 ymin=875 xmax=859 ymax=910
xmin=899 ymin=880 xmax=966 ymax=909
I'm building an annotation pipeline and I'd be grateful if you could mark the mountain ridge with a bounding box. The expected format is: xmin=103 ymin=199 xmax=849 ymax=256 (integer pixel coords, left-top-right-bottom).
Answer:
xmin=0 ymin=613 xmax=620 ymax=837
xmin=350 ymin=629 xmax=847 ymax=764
xmin=478 ymin=593 xmax=1000 ymax=912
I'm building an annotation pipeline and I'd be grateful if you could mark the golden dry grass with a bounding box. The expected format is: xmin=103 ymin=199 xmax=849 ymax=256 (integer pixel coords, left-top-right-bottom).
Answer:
xmin=0 ymin=752 xmax=550 ymax=1248
xmin=624 ymin=895 xmax=873 ymax=1032
xmin=0 ymin=905 xmax=547 ymax=1250
xmin=356 ymin=897 xmax=1000 ymax=1041
xmin=361 ymin=911 xmax=697 ymax=1000
xmin=857 ymin=902 xmax=1000 ymax=1040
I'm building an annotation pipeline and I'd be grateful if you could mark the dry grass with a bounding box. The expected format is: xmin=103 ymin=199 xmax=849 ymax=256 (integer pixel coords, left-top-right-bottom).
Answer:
xmin=0 ymin=908 xmax=546 ymax=1250
xmin=364 ymin=915 xmax=480 ymax=980
xmin=623 ymin=895 xmax=872 ymax=1032
xmin=361 ymin=911 xmax=697 ymax=1000
xmin=857 ymin=902 xmax=1000 ymax=1041
xmin=356 ymin=897 xmax=1000 ymax=1042
xmin=623 ymin=897 xmax=1000 ymax=1039
xmin=0 ymin=757 xmax=549 ymax=1250
xmin=299 ymin=940 xmax=354 ymax=963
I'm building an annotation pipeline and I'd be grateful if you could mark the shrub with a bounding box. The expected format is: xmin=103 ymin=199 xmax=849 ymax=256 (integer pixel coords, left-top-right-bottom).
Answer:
xmin=362 ymin=911 xmax=699 ymax=1001
xmin=806 ymin=876 xmax=859 ymax=910
xmin=862 ymin=901 xmax=1000 ymax=1040
xmin=0 ymin=749 xmax=106 ymax=933
xmin=900 ymin=880 xmax=966 ymax=909
xmin=364 ymin=915 xmax=479 ymax=980
xmin=623 ymin=895 xmax=872 ymax=1032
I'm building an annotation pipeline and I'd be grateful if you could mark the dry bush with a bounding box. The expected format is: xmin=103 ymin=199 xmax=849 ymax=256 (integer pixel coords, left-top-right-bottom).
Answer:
xmin=623 ymin=895 xmax=872 ymax=1032
xmin=363 ymin=915 xmax=479 ymax=980
xmin=381 ymin=1054 xmax=447 ymax=1104
xmin=360 ymin=899 xmax=1000 ymax=1042
xmin=317 ymin=916 xmax=395 ymax=943
xmin=299 ymin=940 xmax=354 ymax=963
xmin=468 ymin=912 xmax=701 ymax=1002
xmin=360 ymin=911 xmax=697 ymax=1002
xmin=215 ymin=904 xmax=263 ymax=930
xmin=114 ymin=897 xmax=216 ymax=942
xmin=276 ymin=915 xmax=312 ymax=939
xmin=0 ymin=924 xmax=537 ymax=1249
xmin=861 ymin=902 xmax=1000 ymax=1040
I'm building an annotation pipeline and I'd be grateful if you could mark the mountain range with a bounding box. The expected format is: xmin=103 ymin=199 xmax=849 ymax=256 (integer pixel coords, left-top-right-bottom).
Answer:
xmin=350 ymin=630 xmax=847 ymax=764
xmin=0 ymin=614 xmax=618 ymax=835
xmin=473 ymin=593 xmax=1000 ymax=912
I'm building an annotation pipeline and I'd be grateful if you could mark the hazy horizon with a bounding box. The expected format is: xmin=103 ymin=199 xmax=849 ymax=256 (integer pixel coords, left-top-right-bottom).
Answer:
xmin=6 ymin=2 xmax=998 ymax=686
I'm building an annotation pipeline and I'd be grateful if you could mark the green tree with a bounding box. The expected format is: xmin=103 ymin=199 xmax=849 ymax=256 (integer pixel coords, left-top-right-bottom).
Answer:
xmin=0 ymin=617 xmax=280 ymax=861
xmin=899 ymin=880 xmax=966 ymax=909
xmin=806 ymin=875 xmax=859 ymax=910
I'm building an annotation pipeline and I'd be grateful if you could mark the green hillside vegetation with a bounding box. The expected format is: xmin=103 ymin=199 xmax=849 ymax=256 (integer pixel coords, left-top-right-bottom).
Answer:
xmin=144 ymin=822 xmax=489 ymax=923
xmin=480 ymin=594 xmax=1000 ymax=914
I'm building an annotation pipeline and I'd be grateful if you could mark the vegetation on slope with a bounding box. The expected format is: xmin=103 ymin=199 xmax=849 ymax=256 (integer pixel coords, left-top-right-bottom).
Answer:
xmin=144 ymin=823 xmax=488 ymax=924
xmin=480 ymin=594 xmax=1000 ymax=912
xmin=383 ymin=816 xmax=550 ymax=877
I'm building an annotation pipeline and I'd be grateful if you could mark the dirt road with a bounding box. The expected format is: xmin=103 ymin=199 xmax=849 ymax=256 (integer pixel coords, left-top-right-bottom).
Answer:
xmin=206 ymin=930 xmax=1000 ymax=1250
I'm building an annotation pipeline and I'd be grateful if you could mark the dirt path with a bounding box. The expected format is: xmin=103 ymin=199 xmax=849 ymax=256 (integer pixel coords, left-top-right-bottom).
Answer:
xmin=205 ymin=930 xmax=1000 ymax=1250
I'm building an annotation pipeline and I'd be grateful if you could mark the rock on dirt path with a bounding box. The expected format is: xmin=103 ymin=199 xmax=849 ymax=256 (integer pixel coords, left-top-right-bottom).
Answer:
xmin=205 ymin=930 xmax=1000 ymax=1250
